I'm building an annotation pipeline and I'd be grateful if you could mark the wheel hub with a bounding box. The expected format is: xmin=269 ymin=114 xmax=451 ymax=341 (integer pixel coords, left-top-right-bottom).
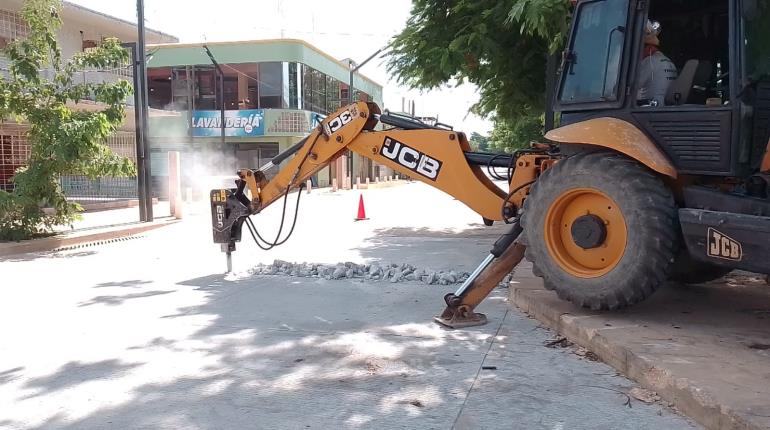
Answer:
xmin=571 ymin=214 xmax=607 ymax=249
xmin=544 ymin=188 xmax=628 ymax=278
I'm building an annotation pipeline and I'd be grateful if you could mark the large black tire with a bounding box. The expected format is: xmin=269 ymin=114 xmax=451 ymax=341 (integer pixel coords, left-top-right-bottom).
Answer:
xmin=521 ymin=151 xmax=678 ymax=310
xmin=669 ymin=252 xmax=731 ymax=284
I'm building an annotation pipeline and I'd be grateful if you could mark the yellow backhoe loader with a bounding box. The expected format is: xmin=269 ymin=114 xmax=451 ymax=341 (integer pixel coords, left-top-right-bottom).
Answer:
xmin=211 ymin=0 xmax=770 ymax=328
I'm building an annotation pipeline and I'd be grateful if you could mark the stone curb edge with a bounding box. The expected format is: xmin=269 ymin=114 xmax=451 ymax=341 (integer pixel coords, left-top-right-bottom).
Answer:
xmin=509 ymin=280 xmax=759 ymax=430
xmin=0 ymin=219 xmax=178 ymax=258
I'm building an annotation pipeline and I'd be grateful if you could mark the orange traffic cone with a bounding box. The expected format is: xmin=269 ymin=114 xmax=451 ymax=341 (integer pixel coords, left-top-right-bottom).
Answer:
xmin=355 ymin=194 xmax=369 ymax=221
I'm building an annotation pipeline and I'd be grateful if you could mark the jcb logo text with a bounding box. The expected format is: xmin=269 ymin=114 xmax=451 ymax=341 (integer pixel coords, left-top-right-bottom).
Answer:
xmin=324 ymin=110 xmax=354 ymax=136
xmin=380 ymin=137 xmax=443 ymax=181
xmin=707 ymin=228 xmax=742 ymax=261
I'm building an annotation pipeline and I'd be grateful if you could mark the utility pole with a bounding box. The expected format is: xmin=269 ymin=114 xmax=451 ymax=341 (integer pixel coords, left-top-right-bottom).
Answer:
xmin=347 ymin=45 xmax=389 ymax=184
xmin=203 ymin=46 xmax=226 ymax=151
xmin=136 ymin=0 xmax=153 ymax=221
xmin=347 ymin=47 xmax=387 ymax=105
xmin=124 ymin=42 xmax=146 ymax=222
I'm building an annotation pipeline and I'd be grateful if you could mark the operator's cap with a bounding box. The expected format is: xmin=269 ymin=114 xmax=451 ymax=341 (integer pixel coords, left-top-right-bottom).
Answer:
xmin=645 ymin=19 xmax=662 ymax=46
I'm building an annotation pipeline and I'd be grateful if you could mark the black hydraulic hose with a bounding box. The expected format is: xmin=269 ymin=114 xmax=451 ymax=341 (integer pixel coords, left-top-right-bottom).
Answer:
xmin=501 ymin=180 xmax=536 ymax=224
xmin=486 ymin=154 xmax=510 ymax=181
xmin=244 ymin=184 xmax=304 ymax=251
xmin=246 ymin=133 xmax=321 ymax=250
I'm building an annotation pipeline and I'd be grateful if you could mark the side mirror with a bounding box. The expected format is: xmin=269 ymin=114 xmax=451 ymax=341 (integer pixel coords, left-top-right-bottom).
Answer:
xmin=743 ymin=0 xmax=758 ymax=20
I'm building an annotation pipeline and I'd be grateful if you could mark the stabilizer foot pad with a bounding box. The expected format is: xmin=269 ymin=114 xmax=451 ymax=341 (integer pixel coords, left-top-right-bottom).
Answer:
xmin=433 ymin=312 xmax=488 ymax=329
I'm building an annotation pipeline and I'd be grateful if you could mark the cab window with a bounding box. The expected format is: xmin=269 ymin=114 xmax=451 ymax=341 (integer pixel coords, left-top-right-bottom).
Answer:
xmin=745 ymin=0 xmax=770 ymax=82
xmin=559 ymin=0 xmax=629 ymax=104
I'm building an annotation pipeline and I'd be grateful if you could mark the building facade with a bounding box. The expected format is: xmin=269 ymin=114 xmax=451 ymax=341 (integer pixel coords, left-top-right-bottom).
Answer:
xmin=0 ymin=0 xmax=177 ymax=200
xmin=145 ymin=39 xmax=385 ymax=192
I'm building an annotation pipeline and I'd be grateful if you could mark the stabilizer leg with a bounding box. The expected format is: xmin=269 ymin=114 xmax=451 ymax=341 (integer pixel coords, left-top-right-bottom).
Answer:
xmin=434 ymin=221 xmax=526 ymax=329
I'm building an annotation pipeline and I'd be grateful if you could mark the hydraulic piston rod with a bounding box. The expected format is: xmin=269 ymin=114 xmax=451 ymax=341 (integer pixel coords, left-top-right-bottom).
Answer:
xmin=434 ymin=220 xmax=526 ymax=329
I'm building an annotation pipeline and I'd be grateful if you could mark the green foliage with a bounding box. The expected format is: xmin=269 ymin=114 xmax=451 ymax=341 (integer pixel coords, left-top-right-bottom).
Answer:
xmin=488 ymin=110 xmax=544 ymax=153
xmin=0 ymin=0 xmax=135 ymax=241
xmin=388 ymin=0 xmax=570 ymax=153
xmin=468 ymin=132 xmax=490 ymax=152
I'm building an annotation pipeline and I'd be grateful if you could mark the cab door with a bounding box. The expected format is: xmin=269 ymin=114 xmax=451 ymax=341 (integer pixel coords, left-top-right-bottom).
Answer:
xmin=555 ymin=0 xmax=634 ymax=111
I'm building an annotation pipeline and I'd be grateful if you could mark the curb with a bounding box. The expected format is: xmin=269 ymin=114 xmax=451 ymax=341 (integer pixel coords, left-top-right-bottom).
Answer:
xmin=509 ymin=276 xmax=762 ymax=430
xmin=0 ymin=219 xmax=178 ymax=258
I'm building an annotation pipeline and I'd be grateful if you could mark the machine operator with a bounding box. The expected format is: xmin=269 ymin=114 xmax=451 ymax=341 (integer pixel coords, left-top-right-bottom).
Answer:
xmin=637 ymin=20 xmax=678 ymax=106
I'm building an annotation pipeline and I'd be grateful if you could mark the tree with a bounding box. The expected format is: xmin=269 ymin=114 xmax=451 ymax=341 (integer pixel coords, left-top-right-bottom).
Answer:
xmin=387 ymin=0 xmax=570 ymax=151
xmin=469 ymin=132 xmax=490 ymax=152
xmin=0 ymin=0 xmax=135 ymax=241
xmin=488 ymin=111 xmax=543 ymax=153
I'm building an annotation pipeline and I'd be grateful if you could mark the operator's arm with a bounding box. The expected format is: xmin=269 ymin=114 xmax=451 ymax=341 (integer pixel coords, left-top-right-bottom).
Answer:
xmin=636 ymin=57 xmax=653 ymax=103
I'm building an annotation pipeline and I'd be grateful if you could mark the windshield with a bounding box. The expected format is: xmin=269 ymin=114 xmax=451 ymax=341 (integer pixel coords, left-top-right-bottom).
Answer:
xmin=558 ymin=0 xmax=629 ymax=104
xmin=746 ymin=0 xmax=770 ymax=81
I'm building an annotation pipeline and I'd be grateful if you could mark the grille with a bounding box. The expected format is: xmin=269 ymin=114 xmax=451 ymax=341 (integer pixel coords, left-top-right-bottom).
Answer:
xmin=268 ymin=111 xmax=311 ymax=134
xmin=0 ymin=125 xmax=30 ymax=192
xmin=649 ymin=118 xmax=723 ymax=163
xmin=0 ymin=9 xmax=28 ymax=42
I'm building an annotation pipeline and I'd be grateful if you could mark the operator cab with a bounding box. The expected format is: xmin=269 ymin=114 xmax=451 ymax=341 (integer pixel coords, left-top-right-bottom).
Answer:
xmin=556 ymin=0 xmax=770 ymax=177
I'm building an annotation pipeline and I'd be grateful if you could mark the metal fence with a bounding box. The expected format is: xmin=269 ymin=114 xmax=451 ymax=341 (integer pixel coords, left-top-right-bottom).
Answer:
xmin=60 ymin=131 xmax=138 ymax=204
xmin=0 ymin=124 xmax=30 ymax=192
xmin=0 ymin=125 xmax=138 ymax=204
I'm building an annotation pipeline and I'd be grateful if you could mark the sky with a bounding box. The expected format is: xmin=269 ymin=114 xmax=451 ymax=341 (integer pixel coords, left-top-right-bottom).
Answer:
xmin=67 ymin=0 xmax=493 ymax=135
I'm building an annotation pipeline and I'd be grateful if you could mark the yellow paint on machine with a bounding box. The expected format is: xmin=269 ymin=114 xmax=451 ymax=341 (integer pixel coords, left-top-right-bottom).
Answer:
xmin=251 ymin=102 xmax=515 ymax=221
xmin=762 ymin=138 xmax=770 ymax=173
xmin=545 ymin=117 xmax=678 ymax=178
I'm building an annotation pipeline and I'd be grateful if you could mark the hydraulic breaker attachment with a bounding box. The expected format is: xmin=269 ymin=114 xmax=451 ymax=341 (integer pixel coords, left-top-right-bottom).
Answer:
xmin=210 ymin=179 xmax=251 ymax=272
xmin=434 ymin=220 xmax=526 ymax=329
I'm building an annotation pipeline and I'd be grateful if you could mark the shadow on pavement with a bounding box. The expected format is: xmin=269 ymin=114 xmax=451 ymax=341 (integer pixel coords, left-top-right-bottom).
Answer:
xmin=1 ymin=250 xmax=98 ymax=263
xmin=77 ymin=290 xmax=174 ymax=307
xmin=27 ymin=270 xmax=493 ymax=430
xmin=353 ymin=225 xmax=504 ymax=273
xmin=22 ymin=360 xmax=142 ymax=400
xmin=93 ymin=279 xmax=153 ymax=289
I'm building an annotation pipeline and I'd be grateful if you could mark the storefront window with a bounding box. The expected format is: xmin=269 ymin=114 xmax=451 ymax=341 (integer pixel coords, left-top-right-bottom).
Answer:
xmin=288 ymin=62 xmax=298 ymax=109
xmin=170 ymin=67 xmax=191 ymax=111
xmin=259 ymin=62 xmax=283 ymax=108
xmin=195 ymin=65 xmax=217 ymax=110
xmin=222 ymin=75 xmax=238 ymax=110
xmin=223 ymin=63 xmax=258 ymax=110
xmin=296 ymin=64 xmax=355 ymax=114
xmin=327 ymin=76 xmax=341 ymax=112
xmin=148 ymin=67 xmax=172 ymax=110
xmin=302 ymin=65 xmax=312 ymax=111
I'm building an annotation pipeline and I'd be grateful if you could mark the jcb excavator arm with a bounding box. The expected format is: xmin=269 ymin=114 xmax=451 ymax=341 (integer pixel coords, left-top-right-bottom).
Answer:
xmin=210 ymin=102 xmax=557 ymax=328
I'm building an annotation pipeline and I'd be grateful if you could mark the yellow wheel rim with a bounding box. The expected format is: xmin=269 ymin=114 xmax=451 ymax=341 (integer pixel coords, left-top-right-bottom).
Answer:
xmin=544 ymin=188 xmax=628 ymax=278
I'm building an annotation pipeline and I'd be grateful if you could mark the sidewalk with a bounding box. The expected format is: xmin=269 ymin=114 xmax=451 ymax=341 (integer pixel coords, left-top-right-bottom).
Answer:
xmin=1 ymin=202 xmax=176 ymax=258
xmin=53 ymin=201 xmax=171 ymax=233
xmin=510 ymin=267 xmax=770 ymax=430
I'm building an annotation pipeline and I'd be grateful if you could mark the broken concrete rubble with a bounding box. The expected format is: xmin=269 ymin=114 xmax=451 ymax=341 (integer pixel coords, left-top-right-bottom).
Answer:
xmin=242 ymin=259 xmax=516 ymax=286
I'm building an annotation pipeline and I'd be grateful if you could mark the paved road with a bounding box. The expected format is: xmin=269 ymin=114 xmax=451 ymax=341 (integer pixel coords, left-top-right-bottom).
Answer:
xmin=0 ymin=183 xmax=699 ymax=429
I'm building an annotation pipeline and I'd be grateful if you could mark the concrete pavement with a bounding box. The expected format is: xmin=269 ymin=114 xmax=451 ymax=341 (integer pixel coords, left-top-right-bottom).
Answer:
xmin=511 ymin=271 xmax=770 ymax=430
xmin=0 ymin=183 xmax=697 ymax=429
